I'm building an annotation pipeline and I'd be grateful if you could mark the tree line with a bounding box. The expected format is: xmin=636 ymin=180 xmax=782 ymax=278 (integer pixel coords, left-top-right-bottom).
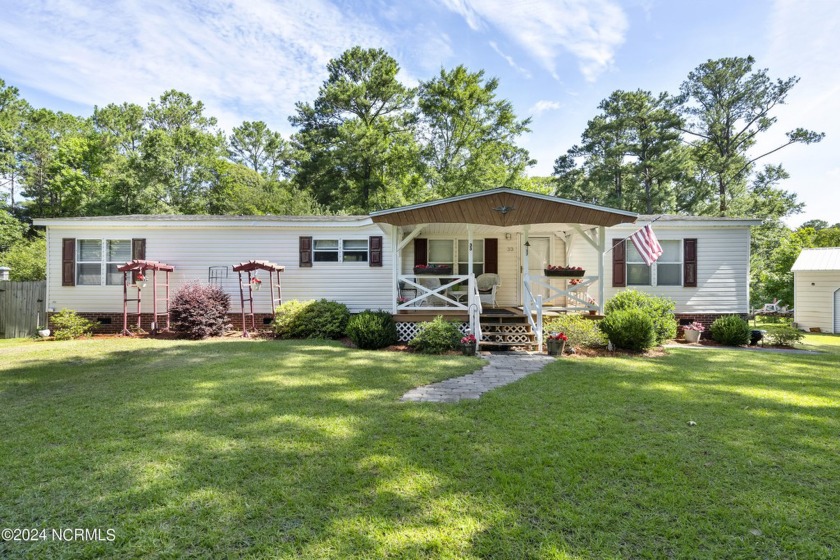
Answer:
xmin=0 ymin=47 xmax=835 ymax=305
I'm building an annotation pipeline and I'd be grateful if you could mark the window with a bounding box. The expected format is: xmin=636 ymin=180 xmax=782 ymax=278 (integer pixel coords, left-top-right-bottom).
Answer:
xmin=77 ymin=239 xmax=131 ymax=285
xmin=427 ymin=239 xmax=485 ymax=275
xmin=656 ymin=240 xmax=682 ymax=286
xmin=342 ymin=239 xmax=368 ymax=262
xmin=313 ymin=240 xmax=339 ymax=262
xmin=77 ymin=240 xmax=103 ymax=285
xmin=313 ymin=239 xmax=369 ymax=263
xmin=626 ymin=239 xmax=682 ymax=287
xmin=106 ymin=240 xmax=132 ymax=285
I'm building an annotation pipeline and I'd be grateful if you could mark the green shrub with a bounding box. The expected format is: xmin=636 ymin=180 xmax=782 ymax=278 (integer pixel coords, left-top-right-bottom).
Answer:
xmin=50 ymin=309 xmax=96 ymax=340
xmin=273 ymin=299 xmax=350 ymax=339
xmin=346 ymin=310 xmax=398 ymax=349
xmin=409 ymin=316 xmax=462 ymax=354
xmin=605 ymin=290 xmax=677 ymax=344
xmin=543 ymin=314 xmax=607 ymax=349
xmin=710 ymin=315 xmax=751 ymax=346
xmin=599 ymin=309 xmax=656 ymax=352
xmin=763 ymin=325 xmax=804 ymax=347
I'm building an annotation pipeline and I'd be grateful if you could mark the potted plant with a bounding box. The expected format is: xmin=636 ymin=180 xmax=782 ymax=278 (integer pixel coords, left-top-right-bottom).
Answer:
xmin=135 ymin=272 xmax=147 ymax=289
xmin=414 ymin=264 xmax=452 ymax=275
xmin=546 ymin=332 xmax=568 ymax=356
xmin=461 ymin=334 xmax=477 ymax=355
xmin=250 ymin=276 xmax=262 ymax=291
xmin=683 ymin=321 xmax=705 ymax=343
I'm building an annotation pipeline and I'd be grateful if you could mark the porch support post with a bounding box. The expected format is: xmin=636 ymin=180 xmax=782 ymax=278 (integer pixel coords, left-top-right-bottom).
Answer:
xmin=598 ymin=226 xmax=606 ymax=314
xmin=392 ymin=224 xmax=400 ymax=314
xmin=522 ymin=225 xmax=531 ymax=304
xmin=467 ymin=223 xmax=475 ymax=335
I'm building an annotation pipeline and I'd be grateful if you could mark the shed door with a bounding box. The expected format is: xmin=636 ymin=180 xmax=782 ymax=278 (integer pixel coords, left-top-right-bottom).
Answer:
xmin=834 ymin=289 xmax=840 ymax=334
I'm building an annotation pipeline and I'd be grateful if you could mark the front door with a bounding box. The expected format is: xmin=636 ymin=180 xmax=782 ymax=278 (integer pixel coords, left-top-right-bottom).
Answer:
xmin=524 ymin=236 xmax=551 ymax=301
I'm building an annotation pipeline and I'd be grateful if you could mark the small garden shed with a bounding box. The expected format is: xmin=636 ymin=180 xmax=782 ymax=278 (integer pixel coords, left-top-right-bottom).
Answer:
xmin=792 ymin=247 xmax=840 ymax=333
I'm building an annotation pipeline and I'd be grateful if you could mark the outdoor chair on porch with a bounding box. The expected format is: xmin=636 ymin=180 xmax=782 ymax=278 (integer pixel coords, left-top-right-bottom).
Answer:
xmin=417 ymin=277 xmax=447 ymax=307
xmin=476 ymin=273 xmax=501 ymax=308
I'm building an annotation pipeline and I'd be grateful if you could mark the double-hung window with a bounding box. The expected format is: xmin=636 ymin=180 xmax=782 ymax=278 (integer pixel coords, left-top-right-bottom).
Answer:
xmin=76 ymin=239 xmax=132 ymax=285
xmin=427 ymin=239 xmax=485 ymax=275
xmin=313 ymin=239 xmax=369 ymax=263
xmin=626 ymin=239 xmax=682 ymax=286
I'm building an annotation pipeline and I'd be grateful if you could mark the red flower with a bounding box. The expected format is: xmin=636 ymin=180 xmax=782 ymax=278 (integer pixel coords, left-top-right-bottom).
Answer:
xmin=548 ymin=332 xmax=568 ymax=341
xmin=136 ymin=273 xmax=145 ymax=281
xmin=461 ymin=334 xmax=476 ymax=344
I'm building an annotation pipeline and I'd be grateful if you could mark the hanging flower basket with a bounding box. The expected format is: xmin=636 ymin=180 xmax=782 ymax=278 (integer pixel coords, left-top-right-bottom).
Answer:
xmin=250 ymin=278 xmax=262 ymax=291
xmin=135 ymin=272 xmax=147 ymax=289
xmin=414 ymin=265 xmax=452 ymax=275
xmin=544 ymin=266 xmax=585 ymax=277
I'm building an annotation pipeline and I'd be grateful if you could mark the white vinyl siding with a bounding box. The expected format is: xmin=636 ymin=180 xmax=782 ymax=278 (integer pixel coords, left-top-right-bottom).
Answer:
xmin=45 ymin=225 xmax=392 ymax=314
xmin=793 ymin=271 xmax=840 ymax=333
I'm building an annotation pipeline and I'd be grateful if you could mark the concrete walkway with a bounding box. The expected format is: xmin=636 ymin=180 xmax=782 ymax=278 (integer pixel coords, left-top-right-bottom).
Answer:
xmin=401 ymin=351 xmax=555 ymax=403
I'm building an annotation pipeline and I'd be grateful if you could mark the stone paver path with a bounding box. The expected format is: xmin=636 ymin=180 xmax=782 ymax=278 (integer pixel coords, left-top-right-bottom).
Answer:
xmin=401 ymin=351 xmax=555 ymax=403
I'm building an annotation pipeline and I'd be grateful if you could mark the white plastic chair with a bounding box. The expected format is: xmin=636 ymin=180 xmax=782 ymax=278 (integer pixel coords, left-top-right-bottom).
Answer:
xmin=476 ymin=273 xmax=502 ymax=308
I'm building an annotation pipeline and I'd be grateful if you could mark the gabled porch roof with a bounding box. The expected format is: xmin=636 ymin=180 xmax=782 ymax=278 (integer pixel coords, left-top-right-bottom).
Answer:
xmin=370 ymin=187 xmax=639 ymax=227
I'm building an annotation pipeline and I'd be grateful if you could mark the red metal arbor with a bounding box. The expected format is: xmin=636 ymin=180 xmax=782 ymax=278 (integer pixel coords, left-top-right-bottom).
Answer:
xmin=117 ymin=260 xmax=175 ymax=336
xmin=232 ymin=260 xmax=285 ymax=337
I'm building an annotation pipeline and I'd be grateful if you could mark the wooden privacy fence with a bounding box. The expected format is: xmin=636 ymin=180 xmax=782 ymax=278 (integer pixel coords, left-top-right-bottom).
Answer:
xmin=0 ymin=281 xmax=47 ymax=339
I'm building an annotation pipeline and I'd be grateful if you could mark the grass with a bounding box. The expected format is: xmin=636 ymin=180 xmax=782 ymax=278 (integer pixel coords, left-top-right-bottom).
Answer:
xmin=1 ymin=336 xmax=839 ymax=558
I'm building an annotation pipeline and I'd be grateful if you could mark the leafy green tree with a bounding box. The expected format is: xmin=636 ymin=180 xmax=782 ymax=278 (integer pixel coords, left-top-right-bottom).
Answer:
xmin=0 ymin=208 xmax=25 ymax=251
xmin=228 ymin=121 xmax=290 ymax=180
xmin=0 ymin=79 xmax=30 ymax=207
xmin=0 ymin=233 xmax=46 ymax=280
xmin=553 ymin=90 xmax=688 ymax=214
xmin=677 ymin=56 xmax=824 ymax=215
xmin=207 ymin=160 xmax=324 ymax=215
xmin=416 ymin=65 xmax=532 ymax=197
xmin=290 ymin=46 xmax=423 ymax=213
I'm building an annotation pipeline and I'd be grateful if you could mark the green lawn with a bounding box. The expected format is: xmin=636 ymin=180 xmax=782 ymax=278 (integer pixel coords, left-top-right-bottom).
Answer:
xmin=1 ymin=337 xmax=838 ymax=559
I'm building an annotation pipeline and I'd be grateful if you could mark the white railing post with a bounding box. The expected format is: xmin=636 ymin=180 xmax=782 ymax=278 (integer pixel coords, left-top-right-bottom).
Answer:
xmin=536 ymin=294 xmax=543 ymax=352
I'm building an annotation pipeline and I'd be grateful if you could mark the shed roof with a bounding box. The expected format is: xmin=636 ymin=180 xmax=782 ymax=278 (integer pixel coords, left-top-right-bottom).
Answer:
xmin=370 ymin=188 xmax=638 ymax=227
xmin=791 ymin=248 xmax=840 ymax=271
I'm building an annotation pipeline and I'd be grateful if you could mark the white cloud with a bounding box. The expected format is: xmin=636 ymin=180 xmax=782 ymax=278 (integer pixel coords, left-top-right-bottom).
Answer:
xmin=439 ymin=0 xmax=628 ymax=81
xmin=529 ymin=100 xmax=563 ymax=115
xmin=0 ymin=0 xmax=399 ymax=134
xmin=489 ymin=41 xmax=531 ymax=78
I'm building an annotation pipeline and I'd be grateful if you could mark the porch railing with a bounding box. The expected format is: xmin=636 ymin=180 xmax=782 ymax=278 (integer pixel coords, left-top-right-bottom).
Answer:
xmin=397 ymin=274 xmax=471 ymax=311
xmin=528 ymin=275 xmax=599 ymax=312
xmin=469 ymin=279 xmax=483 ymax=354
xmin=523 ymin=281 xmax=543 ymax=352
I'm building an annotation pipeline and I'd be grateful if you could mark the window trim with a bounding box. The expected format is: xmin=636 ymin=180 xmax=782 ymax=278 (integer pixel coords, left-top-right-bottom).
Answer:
xmin=625 ymin=239 xmax=683 ymax=287
xmin=311 ymin=237 xmax=370 ymax=264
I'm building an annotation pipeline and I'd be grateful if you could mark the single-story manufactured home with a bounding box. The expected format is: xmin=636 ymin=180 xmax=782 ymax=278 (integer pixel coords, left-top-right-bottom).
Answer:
xmin=34 ymin=188 xmax=760 ymax=347
xmin=792 ymin=247 xmax=840 ymax=334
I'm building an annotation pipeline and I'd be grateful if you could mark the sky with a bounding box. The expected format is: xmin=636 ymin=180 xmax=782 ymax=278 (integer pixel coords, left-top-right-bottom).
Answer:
xmin=1 ymin=0 xmax=838 ymax=226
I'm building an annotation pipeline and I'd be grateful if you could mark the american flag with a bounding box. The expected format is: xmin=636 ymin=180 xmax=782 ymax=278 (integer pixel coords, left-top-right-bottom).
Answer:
xmin=629 ymin=224 xmax=663 ymax=266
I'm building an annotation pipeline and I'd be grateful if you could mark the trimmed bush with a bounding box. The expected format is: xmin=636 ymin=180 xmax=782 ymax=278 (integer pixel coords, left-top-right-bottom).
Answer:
xmin=273 ymin=299 xmax=350 ymax=339
xmin=543 ymin=314 xmax=607 ymax=349
xmin=409 ymin=316 xmax=462 ymax=354
xmin=710 ymin=315 xmax=751 ymax=346
xmin=50 ymin=309 xmax=96 ymax=341
xmin=599 ymin=309 xmax=656 ymax=352
xmin=170 ymin=282 xmax=231 ymax=339
xmin=763 ymin=325 xmax=805 ymax=347
xmin=346 ymin=310 xmax=398 ymax=350
xmin=604 ymin=290 xmax=677 ymax=344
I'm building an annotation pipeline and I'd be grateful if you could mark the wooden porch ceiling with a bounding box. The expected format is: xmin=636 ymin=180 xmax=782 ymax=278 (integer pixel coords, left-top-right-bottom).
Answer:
xmin=370 ymin=188 xmax=638 ymax=228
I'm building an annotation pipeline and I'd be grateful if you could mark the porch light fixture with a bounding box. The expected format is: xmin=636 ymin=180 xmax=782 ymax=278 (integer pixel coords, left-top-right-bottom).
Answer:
xmin=505 ymin=233 xmax=512 ymax=240
xmin=492 ymin=205 xmax=515 ymax=215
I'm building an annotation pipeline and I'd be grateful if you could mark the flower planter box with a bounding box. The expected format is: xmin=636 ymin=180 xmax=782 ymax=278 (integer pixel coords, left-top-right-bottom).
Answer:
xmin=544 ymin=269 xmax=585 ymax=277
xmin=414 ymin=266 xmax=452 ymax=275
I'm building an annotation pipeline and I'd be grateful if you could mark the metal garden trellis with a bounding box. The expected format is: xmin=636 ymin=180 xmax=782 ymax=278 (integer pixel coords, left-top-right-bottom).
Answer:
xmin=231 ymin=260 xmax=284 ymax=337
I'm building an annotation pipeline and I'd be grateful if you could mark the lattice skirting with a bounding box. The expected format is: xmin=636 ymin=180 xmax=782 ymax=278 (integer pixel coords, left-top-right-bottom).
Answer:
xmin=396 ymin=321 xmax=470 ymax=343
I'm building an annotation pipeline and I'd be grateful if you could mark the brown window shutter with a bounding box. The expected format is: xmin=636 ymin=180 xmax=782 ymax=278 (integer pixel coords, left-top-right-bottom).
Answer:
xmin=299 ymin=236 xmax=312 ymax=268
xmin=131 ymin=238 xmax=146 ymax=261
xmin=131 ymin=238 xmax=146 ymax=283
xmin=684 ymin=238 xmax=697 ymax=287
xmin=484 ymin=238 xmax=498 ymax=274
xmin=62 ymin=238 xmax=75 ymax=286
xmin=413 ymin=238 xmax=427 ymax=266
xmin=369 ymin=236 xmax=383 ymax=267
xmin=612 ymin=238 xmax=626 ymax=287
